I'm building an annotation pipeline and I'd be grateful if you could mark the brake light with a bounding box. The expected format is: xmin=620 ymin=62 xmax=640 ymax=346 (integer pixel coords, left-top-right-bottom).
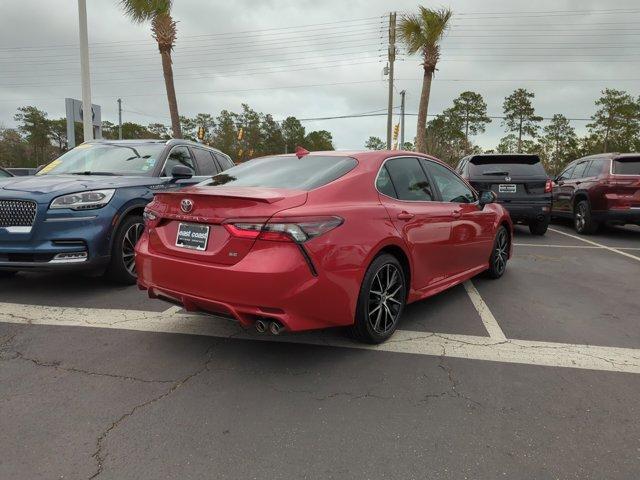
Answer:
xmin=224 ymin=223 xmax=262 ymax=239
xmin=143 ymin=208 xmax=160 ymax=228
xmin=544 ymin=178 xmax=553 ymax=193
xmin=224 ymin=216 xmax=343 ymax=243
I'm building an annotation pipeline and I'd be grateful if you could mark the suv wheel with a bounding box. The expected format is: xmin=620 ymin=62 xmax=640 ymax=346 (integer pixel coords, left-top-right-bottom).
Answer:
xmin=574 ymin=200 xmax=598 ymax=235
xmin=105 ymin=215 xmax=144 ymax=285
xmin=528 ymin=217 xmax=549 ymax=236
xmin=351 ymin=254 xmax=406 ymax=344
xmin=486 ymin=226 xmax=509 ymax=279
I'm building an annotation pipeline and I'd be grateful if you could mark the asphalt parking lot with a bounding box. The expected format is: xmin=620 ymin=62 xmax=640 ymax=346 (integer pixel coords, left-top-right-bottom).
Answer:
xmin=1 ymin=221 xmax=639 ymax=479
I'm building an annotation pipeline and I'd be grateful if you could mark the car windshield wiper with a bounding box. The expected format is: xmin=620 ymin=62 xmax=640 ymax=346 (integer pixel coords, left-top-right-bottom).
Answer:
xmin=67 ymin=171 xmax=119 ymax=176
xmin=482 ymin=170 xmax=510 ymax=176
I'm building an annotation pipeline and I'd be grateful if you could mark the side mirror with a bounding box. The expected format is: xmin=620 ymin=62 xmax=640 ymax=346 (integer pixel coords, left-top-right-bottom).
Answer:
xmin=478 ymin=190 xmax=497 ymax=208
xmin=170 ymin=165 xmax=194 ymax=181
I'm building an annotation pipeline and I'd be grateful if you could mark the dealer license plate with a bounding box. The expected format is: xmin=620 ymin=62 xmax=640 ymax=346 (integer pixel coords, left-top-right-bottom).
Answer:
xmin=498 ymin=184 xmax=517 ymax=193
xmin=175 ymin=223 xmax=209 ymax=251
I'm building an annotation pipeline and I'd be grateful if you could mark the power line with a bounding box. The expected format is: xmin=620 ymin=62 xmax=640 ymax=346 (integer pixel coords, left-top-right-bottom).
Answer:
xmin=0 ymin=15 xmax=385 ymax=51
xmin=1 ymin=58 xmax=386 ymax=88
xmin=295 ymin=112 xmax=593 ymax=122
xmin=2 ymin=76 xmax=639 ymax=103
xmin=0 ymin=29 xmax=386 ymax=62
xmin=0 ymin=49 xmax=387 ymax=80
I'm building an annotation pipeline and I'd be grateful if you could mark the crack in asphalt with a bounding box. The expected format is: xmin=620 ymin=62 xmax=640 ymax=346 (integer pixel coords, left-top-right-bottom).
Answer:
xmin=267 ymin=385 xmax=394 ymax=401
xmin=11 ymin=351 xmax=177 ymax=384
xmin=88 ymin=340 xmax=222 ymax=480
xmin=435 ymin=347 xmax=482 ymax=408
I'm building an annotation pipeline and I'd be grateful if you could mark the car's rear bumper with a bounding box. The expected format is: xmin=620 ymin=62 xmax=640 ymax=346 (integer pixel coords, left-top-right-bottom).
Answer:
xmin=592 ymin=208 xmax=640 ymax=225
xmin=499 ymin=201 xmax=552 ymax=223
xmin=135 ymin=236 xmax=357 ymax=332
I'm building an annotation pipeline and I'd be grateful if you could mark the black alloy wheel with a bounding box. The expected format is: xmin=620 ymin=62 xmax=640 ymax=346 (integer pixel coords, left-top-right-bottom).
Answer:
xmin=351 ymin=254 xmax=406 ymax=344
xmin=105 ymin=215 xmax=145 ymax=285
xmin=486 ymin=226 xmax=509 ymax=279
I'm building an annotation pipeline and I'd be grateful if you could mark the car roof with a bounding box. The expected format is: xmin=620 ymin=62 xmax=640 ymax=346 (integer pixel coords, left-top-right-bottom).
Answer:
xmin=86 ymin=139 xmax=227 ymax=154
xmin=270 ymin=149 xmax=446 ymax=163
xmin=578 ymin=152 xmax=640 ymax=161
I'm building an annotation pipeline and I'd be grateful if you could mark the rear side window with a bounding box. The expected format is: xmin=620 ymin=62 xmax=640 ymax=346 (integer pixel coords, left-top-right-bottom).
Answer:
xmin=468 ymin=155 xmax=546 ymax=176
xmin=203 ymin=155 xmax=357 ymax=190
xmin=571 ymin=161 xmax=589 ymax=179
xmin=192 ymin=148 xmax=219 ymax=176
xmin=613 ymin=157 xmax=640 ymax=175
xmin=376 ymin=166 xmax=397 ymax=198
xmin=383 ymin=157 xmax=434 ymax=201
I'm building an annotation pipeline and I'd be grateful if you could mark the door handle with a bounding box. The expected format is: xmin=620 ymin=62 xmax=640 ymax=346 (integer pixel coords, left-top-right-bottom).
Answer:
xmin=452 ymin=210 xmax=462 ymax=218
xmin=397 ymin=212 xmax=414 ymax=220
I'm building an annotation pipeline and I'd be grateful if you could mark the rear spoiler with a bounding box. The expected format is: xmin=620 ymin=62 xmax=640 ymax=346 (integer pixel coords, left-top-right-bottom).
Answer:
xmin=469 ymin=155 xmax=540 ymax=165
xmin=155 ymin=186 xmax=307 ymax=204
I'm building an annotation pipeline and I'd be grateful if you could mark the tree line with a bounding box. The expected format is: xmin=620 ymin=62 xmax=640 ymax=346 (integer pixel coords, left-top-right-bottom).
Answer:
xmin=366 ymin=88 xmax=640 ymax=174
xmin=0 ymin=103 xmax=334 ymax=168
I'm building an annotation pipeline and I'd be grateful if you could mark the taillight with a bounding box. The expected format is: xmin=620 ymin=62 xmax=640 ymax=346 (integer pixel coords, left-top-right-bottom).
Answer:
xmin=544 ymin=179 xmax=553 ymax=193
xmin=224 ymin=216 xmax=343 ymax=243
xmin=143 ymin=208 xmax=160 ymax=228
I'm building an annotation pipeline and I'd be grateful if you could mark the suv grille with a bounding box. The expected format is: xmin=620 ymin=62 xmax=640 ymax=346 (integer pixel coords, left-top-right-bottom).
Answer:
xmin=0 ymin=200 xmax=37 ymax=227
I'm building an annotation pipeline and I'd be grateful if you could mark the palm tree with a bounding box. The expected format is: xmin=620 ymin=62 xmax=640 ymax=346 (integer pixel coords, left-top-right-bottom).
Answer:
xmin=399 ymin=7 xmax=452 ymax=153
xmin=120 ymin=0 xmax=182 ymax=138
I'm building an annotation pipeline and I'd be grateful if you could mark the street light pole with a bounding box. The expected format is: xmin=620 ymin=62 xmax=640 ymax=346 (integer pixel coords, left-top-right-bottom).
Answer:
xmin=400 ymin=90 xmax=406 ymax=148
xmin=386 ymin=12 xmax=396 ymax=150
xmin=77 ymin=0 xmax=93 ymax=142
xmin=117 ymin=98 xmax=122 ymax=140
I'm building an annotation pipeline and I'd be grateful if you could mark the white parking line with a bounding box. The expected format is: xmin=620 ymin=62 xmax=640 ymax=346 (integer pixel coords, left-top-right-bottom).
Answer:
xmin=548 ymin=228 xmax=640 ymax=262
xmin=514 ymin=243 xmax=601 ymax=249
xmin=5 ymin=301 xmax=637 ymax=374
xmin=161 ymin=305 xmax=182 ymax=315
xmin=462 ymin=281 xmax=507 ymax=341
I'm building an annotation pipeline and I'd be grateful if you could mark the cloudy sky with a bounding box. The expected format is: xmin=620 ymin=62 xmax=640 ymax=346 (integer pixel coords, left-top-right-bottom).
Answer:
xmin=1 ymin=0 xmax=639 ymax=150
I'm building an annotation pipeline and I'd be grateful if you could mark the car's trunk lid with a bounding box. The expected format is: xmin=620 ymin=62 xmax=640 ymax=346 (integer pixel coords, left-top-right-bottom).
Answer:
xmin=147 ymin=186 xmax=308 ymax=265
xmin=470 ymin=174 xmax=549 ymax=200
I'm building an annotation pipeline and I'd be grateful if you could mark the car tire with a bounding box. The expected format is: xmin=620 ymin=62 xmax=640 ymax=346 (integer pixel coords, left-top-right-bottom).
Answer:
xmin=574 ymin=200 xmax=599 ymax=235
xmin=485 ymin=225 xmax=509 ymax=279
xmin=528 ymin=217 xmax=549 ymax=235
xmin=104 ymin=215 xmax=144 ymax=285
xmin=351 ymin=253 xmax=406 ymax=344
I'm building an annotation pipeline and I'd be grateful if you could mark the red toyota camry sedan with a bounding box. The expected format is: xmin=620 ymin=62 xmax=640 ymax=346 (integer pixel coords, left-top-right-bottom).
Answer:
xmin=136 ymin=150 xmax=512 ymax=343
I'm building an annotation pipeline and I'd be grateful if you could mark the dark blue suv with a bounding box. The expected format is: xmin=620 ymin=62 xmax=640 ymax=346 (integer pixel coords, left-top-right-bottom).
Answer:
xmin=0 ymin=139 xmax=233 ymax=283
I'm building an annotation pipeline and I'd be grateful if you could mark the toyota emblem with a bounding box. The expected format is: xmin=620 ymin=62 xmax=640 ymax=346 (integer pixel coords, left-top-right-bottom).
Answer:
xmin=180 ymin=199 xmax=193 ymax=213
xmin=504 ymin=176 xmax=511 ymax=182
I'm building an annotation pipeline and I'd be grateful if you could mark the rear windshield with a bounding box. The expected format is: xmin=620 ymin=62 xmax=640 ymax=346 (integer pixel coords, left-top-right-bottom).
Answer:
xmin=202 ymin=155 xmax=357 ymax=190
xmin=469 ymin=155 xmax=546 ymax=176
xmin=613 ymin=157 xmax=640 ymax=175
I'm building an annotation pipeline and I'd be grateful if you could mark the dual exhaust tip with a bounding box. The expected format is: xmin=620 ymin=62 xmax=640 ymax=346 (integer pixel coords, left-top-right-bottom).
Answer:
xmin=255 ymin=319 xmax=284 ymax=335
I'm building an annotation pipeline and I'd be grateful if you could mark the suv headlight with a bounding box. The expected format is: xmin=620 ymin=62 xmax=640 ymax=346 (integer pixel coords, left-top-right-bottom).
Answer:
xmin=50 ymin=189 xmax=115 ymax=210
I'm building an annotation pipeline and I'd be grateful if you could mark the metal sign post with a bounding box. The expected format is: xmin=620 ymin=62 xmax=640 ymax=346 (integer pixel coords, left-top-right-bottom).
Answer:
xmin=65 ymin=98 xmax=102 ymax=149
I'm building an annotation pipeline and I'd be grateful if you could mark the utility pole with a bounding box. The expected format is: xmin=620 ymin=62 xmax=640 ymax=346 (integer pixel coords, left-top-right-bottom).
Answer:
xmin=77 ymin=0 xmax=93 ymax=142
xmin=399 ymin=90 xmax=406 ymax=148
xmin=386 ymin=12 xmax=396 ymax=150
xmin=117 ymin=98 xmax=122 ymax=140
